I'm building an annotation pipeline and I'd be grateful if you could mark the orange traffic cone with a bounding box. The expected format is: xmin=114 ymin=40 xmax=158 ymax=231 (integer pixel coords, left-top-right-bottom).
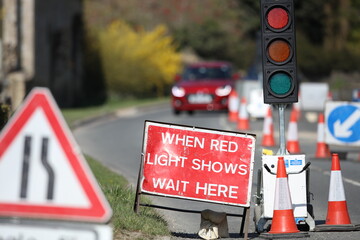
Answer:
xmin=315 ymin=113 xmax=331 ymax=158
xmin=262 ymin=106 xmax=275 ymax=147
xmin=228 ymin=89 xmax=239 ymax=122
xmin=325 ymin=153 xmax=351 ymax=225
xmin=286 ymin=110 xmax=301 ymax=153
xmin=237 ymin=97 xmax=250 ymax=130
xmin=269 ymin=157 xmax=299 ymax=234
xmin=315 ymin=154 xmax=359 ymax=232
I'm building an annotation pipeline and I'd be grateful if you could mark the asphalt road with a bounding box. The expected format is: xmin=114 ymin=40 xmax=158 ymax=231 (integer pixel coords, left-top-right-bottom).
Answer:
xmin=73 ymin=103 xmax=360 ymax=239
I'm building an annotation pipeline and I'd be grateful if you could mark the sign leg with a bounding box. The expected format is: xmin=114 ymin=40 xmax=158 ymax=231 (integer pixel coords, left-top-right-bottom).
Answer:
xmin=240 ymin=207 xmax=250 ymax=239
xmin=133 ymin=153 xmax=145 ymax=214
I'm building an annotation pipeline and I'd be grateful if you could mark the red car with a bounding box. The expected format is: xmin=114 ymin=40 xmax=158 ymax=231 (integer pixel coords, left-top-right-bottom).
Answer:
xmin=171 ymin=61 xmax=237 ymax=115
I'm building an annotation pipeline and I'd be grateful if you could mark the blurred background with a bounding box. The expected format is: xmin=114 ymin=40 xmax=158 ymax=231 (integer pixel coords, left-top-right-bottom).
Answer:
xmin=0 ymin=0 xmax=359 ymax=111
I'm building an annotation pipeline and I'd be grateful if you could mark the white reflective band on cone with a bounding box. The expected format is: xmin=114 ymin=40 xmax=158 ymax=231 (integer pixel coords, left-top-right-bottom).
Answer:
xmin=294 ymin=101 xmax=301 ymax=111
xmin=287 ymin=122 xmax=298 ymax=141
xmin=229 ymin=97 xmax=238 ymax=112
xmin=274 ymin=178 xmax=293 ymax=210
xmin=328 ymin=170 xmax=346 ymax=202
xmin=239 ymin=104 xmax=248 ymax=118
xmin=317 ymin=123 xmax=325 ymax=142
xmin=264 ymin=117 xmax=272 ymax=135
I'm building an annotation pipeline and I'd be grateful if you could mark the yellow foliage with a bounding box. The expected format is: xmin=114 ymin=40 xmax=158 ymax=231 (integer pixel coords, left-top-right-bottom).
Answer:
xmin=98 ymin=20 xmax=181 ymax=97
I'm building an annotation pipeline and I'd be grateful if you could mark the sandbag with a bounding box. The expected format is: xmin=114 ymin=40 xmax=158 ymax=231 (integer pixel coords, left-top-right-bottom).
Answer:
xmin=198 ymin=209 xmax=229 ymax=239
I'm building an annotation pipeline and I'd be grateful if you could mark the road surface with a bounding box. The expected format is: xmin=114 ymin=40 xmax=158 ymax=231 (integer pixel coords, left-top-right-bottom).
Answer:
xmin=73 ymin=103 xmax=360 ymax=239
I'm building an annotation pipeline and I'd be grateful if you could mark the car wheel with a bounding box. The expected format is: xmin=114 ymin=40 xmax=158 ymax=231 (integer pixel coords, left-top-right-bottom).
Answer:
xmin=187 ymin=110 xmax=194 ymax=115
xmin=173 ymin=109 xmax=181 ymax=115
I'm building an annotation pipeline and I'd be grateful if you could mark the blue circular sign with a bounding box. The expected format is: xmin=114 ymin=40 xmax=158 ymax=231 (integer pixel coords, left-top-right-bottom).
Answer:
xmin=328 ymin=105 xmax=360 ymax=143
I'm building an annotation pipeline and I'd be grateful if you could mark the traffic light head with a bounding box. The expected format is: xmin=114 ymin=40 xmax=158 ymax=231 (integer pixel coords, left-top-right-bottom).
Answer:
xmin=260 ymin=0 xmax=298 ymax=104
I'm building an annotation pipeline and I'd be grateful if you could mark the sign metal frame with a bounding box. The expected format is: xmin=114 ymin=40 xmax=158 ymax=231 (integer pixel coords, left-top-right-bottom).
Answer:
xmin=134 ymin=120 xmax=256 ymax=237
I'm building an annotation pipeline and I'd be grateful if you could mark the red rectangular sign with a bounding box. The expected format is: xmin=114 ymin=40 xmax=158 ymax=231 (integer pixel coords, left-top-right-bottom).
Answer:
xmin=140 ymin=121 xmax=256 ymax=207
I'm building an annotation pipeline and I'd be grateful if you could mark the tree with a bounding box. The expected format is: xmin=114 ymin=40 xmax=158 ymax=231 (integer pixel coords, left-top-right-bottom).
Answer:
xmin=98 ymin=20 xmax=181 ymax=97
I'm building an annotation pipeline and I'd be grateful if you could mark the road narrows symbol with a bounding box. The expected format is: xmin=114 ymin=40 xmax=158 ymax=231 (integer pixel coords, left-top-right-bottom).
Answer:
xmin=20 ymin=136 xmax=56 ymax=201
xmin=41 ymin=137 xmax=55 ymax=201
xmin=20 ymin=136 xmax=32 ymax=199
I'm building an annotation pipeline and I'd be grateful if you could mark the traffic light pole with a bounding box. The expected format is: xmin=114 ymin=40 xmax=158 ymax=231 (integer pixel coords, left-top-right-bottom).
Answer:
xmin=277 ymin=104 xmax=287 ymax=155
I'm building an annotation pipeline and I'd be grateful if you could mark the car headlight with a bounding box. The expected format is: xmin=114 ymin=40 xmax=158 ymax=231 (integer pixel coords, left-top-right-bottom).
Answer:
xmin=215 ymin=85 xmax=232 ymax=96
xmin=172 ymin=86 xmax=186 ymax=97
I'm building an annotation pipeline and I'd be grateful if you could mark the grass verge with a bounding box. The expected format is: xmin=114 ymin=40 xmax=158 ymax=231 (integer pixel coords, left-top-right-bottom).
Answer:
xmin=86 ymin=155 xmax=170 ymax=239
xmin=61 ymin=98 xmax=170 ymax=238
xmin=62 ymin=97 xmax=168 ymax=128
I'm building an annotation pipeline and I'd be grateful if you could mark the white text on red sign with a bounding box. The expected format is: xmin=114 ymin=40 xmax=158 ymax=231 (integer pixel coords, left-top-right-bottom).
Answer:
xmin=141 ymin=122 xmax=256 ymax=206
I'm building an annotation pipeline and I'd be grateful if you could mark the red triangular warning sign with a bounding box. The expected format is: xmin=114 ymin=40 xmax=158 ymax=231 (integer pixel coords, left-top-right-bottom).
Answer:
xmin=0 ymin=88 xmax=112 ymax=223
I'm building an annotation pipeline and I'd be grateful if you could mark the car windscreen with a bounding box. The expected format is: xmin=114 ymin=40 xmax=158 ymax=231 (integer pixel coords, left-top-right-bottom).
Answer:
xmin=183 ymin=65 xmax=232 ymax=81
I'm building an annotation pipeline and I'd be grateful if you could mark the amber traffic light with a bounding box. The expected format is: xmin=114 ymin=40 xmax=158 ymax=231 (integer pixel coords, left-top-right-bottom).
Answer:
xmin=260 ymin=0 xmax=298 ymax=104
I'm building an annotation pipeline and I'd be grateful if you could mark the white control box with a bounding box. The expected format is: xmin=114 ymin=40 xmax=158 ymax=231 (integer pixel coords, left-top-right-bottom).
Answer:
xmin=262 ymin=154 xmax=307 ymax=218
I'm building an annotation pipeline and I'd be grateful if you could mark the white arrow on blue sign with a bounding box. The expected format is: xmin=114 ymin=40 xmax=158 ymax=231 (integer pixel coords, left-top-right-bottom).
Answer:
xmin=325 ymin=101 xmax=360 ymax=146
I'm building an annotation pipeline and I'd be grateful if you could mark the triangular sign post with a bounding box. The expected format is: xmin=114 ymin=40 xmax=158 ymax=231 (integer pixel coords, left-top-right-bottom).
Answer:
xmin=0 ymin=88 xmax=112 ymax=223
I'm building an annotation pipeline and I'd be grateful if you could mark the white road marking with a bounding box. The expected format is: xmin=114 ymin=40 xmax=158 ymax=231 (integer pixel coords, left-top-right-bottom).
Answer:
xmin=311 ymin=165 xmax=360 ymax=187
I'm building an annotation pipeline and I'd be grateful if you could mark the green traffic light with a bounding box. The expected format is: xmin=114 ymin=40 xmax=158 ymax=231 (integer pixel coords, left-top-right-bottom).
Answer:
xmin=269 ymin=72 xmax=292 ymax=96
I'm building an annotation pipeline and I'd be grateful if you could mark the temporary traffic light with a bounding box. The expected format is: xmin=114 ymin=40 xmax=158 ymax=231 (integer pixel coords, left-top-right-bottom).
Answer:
xmin=260 ymin=0 xmax=298 ymax=104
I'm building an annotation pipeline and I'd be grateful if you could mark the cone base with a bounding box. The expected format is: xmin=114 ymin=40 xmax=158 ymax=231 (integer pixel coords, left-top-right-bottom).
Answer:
xmin=314 ymin=224 xmax=360 ymax=232
xmin=269 ymin=210 xmax=299 ymax=234
xmin=262 ymin=135 xmax=275 ymax=147
xmin=326 ymin=201 xmax=351 ymax=225
xmin=315 ymin=143 xmax=331 ymax=158
xmin=260 ymin=232 xmax=309 ymax=239
xmin=286 ymin=141 xmax=301 ymax=154
xmin=237 ymin=120 xmax=249 ymax=130
xmin=228 ymin=112 xmax=238 ymax=122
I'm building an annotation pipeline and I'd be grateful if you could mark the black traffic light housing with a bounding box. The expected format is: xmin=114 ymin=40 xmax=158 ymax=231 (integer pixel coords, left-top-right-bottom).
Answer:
xmin=260 ymin=0 xmax=298 ymax=104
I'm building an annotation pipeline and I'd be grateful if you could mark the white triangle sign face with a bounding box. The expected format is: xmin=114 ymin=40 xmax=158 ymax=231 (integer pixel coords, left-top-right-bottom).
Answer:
xmin=0 ymin=88 xmax=112 ymax=222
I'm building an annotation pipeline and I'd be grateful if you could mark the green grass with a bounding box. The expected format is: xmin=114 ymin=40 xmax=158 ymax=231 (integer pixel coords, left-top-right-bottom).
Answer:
xmin=86 ymin=155 xmax=170 ymax=238
xmin=62 ymin=98 xmax=170 ymax=238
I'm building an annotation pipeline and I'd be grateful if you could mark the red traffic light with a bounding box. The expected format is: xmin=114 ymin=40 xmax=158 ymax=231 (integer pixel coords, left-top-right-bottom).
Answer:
xmin=266 ymin=7 xmax=289 ymax=30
